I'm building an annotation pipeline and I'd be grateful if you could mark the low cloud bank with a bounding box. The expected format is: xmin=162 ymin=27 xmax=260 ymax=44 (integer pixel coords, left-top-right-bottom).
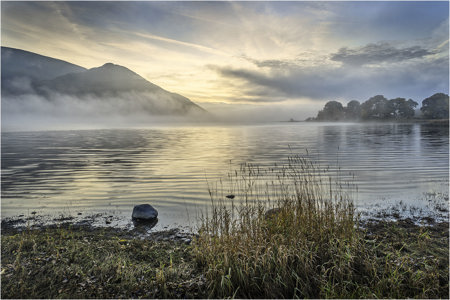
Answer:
xmin=2 ymin=91 xmax=211 ymax=132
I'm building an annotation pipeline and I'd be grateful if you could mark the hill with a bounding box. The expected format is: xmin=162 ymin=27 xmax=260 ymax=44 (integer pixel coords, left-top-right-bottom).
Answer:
xmin=1 ymin=47 xmax=86 ymax=95
xmin=1 ymin=47 xmax=207 ymax=119
xmin=35 ymin=62 xmax=206 ymax=116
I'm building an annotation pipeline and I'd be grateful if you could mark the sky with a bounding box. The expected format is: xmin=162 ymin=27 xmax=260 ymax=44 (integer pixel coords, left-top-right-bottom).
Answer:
xmin=2 ymin=1 xmax=449 ymax=121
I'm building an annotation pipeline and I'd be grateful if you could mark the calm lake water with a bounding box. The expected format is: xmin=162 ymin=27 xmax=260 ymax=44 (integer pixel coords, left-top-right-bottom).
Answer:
xmin=1 ymin=122 xmax=448 ymax=229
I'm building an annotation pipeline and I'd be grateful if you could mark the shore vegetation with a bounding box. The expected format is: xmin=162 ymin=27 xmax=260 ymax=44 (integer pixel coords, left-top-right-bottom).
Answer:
xmin=193 ymin=156 xmax=448 ymax=298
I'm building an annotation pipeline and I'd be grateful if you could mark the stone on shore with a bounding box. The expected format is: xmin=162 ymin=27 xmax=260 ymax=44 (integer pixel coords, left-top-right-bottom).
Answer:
xmin=132 ymin=204 xmax=158 ymax=221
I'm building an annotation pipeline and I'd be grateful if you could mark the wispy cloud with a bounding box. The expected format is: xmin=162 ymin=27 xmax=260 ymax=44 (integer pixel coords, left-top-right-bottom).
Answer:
xmin=132 ymin=32 xmax=228 ymax=57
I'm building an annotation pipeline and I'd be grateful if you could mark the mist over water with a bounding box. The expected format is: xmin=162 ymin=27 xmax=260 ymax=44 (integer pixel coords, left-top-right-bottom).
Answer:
xmin=1 ymin=123 xmax=448 ymax=229
xmin=1 ymin=92 xmax=214 ymax=132
xmin=1 ymin=58 xmax=212 ymax=131
xmin=1 ymin=92 xmax=315 ymax=131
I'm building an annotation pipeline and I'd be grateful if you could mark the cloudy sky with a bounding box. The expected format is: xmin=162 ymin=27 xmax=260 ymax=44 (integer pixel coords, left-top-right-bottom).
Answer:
xmin=2 ymin=1 xmax=449 ymax=120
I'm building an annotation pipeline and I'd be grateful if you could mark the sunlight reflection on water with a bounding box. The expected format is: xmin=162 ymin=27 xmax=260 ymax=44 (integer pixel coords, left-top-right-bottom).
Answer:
xmin=2 ymin=122 xmax=448 ymax=229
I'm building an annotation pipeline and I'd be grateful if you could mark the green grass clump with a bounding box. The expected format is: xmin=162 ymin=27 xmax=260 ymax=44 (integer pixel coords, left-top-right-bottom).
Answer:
xmin=1 ymin=226 xmax=205 ymax=299
xmin=363 ymin=219 xmax=449 ymax=298
xmin=193 ymin=155 xmax=448 ymax=298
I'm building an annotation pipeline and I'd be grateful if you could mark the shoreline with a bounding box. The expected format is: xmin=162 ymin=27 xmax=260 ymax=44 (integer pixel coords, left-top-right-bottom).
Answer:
xmin=2 ymin=214 xmax=448 ymax=299
xmin=1 ymin=217 xmax=195 ymax=244
xmin=3 ymin=196 xmax=448 ymax=234
xmin=2 ymin=211 xmax=448 ymax=244
xmin=303 ymin=118 xmax=449 ymax=124
xmin=2 ymin=211 xmax=448 ymax=243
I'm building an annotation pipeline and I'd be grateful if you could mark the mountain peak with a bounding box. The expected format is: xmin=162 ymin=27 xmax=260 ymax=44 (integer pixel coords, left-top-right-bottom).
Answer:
xmin=101 ymin=62 xmax=119 ymax=68
xmin=93 ymin=62 xmax=132 ymax=73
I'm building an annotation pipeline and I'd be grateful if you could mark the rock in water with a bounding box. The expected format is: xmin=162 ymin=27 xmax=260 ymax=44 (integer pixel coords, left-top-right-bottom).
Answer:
xmin=132 ymin=204 xmax=158 ymax=221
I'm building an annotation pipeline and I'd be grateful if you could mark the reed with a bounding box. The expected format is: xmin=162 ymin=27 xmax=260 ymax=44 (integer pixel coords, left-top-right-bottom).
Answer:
xmin=193 ymin=155 xmax=448 ymax=298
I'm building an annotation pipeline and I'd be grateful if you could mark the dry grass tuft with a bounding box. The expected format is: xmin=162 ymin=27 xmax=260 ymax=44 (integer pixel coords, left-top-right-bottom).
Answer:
xmin=193 ymin=155 xmax=448 ymax=298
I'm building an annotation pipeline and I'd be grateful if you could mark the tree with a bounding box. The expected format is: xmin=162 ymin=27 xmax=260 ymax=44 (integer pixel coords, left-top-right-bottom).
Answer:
xmin=420 ymin=93 xmax=449 ymax=119
xmin=389 ymin=98 xmax=418 ymax=119
xmin=345 ymin=100 xmax=361 ymax=120
xmin=404 ymin=99 xmax=419 ymax=118
xmin=316 ymin=101 xmax=345 ymax=121
xmin=360 ymin=95 xmax=392 ymax=120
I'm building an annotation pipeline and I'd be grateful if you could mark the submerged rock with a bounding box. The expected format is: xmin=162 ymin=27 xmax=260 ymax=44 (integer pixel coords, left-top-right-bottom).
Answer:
xmin=132 ymin=204 xmax=158 ymax=221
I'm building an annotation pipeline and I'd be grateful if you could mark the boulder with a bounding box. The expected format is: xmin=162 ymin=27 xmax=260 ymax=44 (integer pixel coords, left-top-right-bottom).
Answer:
xmin=132 ymin=204 xmax=158 ymax=221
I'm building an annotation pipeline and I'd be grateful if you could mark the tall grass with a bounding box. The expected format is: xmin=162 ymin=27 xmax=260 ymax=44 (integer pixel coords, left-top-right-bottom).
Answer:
xmin=193 ymin=155 xmax=447 ymax=298
xmin=194 ymin=155 xmax=364 ymax=298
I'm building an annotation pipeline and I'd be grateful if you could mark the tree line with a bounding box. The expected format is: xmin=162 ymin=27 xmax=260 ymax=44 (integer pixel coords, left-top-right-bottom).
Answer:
xmin=308 ymin=93 xmax=449 ymax=121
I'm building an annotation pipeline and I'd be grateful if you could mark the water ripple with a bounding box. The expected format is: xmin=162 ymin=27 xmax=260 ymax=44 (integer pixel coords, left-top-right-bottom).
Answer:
xmin=1 ymin=123 xmax=448 ymax=229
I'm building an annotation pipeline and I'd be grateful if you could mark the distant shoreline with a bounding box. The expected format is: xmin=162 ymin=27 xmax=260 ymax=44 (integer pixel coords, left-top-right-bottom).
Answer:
xmin=301 ymin=118 xmax=449 ymax=125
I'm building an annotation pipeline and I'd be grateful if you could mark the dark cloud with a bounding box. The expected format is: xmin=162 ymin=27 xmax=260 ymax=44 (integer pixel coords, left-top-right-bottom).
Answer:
xmin=241 ymin=55 xmax=297 ymax=69
xmin=241 ymin=54 xmax=327 ymax=70
xmin=213 ymin=65 xmax=353 ymax=101
xmin=212 ymin=51 xmax=449 ymax=103
xmin=330 ymin=43 xmax=436 ymax=66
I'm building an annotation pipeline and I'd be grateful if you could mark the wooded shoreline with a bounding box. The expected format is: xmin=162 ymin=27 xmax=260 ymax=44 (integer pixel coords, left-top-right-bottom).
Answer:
xmin=307 ymin=93 xmax=449 ymax=122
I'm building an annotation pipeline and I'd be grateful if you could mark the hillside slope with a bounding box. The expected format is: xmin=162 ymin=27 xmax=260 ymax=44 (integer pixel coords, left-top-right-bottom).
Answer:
xmin=1 ymin=47 xmax=207 ymax=118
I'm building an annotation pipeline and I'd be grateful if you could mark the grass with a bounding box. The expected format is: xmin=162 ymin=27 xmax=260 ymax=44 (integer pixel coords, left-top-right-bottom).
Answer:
xmin=362 ymin=219 xmax=449 ymax=298
xmin=1 ymin=226 xmax=206 ymax=298
xmin=192 ymin=155 xmax=449 ymax=298
xmin=1 ymin=155 xmax=449 ymax=298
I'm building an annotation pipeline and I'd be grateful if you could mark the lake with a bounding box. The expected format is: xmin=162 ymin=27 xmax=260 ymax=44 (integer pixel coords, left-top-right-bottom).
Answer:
xmin=1 ymin=122 xmax=448 ymax=229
